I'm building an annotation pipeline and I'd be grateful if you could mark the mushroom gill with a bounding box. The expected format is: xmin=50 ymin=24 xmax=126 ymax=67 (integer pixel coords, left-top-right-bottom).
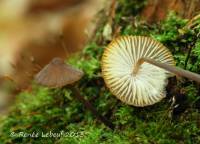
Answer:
xmin=101 ymin=36 xmax=175 ymax=107
xmin=102 ymin=36 xmax=200 ymax=107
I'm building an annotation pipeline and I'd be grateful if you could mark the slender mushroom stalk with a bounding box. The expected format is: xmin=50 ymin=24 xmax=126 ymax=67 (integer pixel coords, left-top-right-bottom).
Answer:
xmin=35 ymin=57 xmax=114 ymax=129
xmin=101 ymin=36 xmax=200 ymax=107
xmin=70 ymin=86 xmax=114 ymax=129
xmin=135 ymin=58 xmax=200 ymax=83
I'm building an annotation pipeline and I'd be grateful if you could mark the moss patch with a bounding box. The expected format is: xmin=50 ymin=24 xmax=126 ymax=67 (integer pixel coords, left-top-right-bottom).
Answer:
xmin=1 ymin=0 xmax=200 ymax=143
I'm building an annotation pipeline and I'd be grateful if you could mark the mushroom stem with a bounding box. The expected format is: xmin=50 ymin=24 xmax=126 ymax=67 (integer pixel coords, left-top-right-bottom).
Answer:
xmin=69 ymin=86 xmax=114 ymax=130
xmin=135 ymin=58 xmax=200 ymax=83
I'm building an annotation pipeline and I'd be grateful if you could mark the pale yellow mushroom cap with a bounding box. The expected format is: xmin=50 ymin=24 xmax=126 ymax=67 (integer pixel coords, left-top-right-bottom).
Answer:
xmin=101 ymin=36 xmax=175 ymax=107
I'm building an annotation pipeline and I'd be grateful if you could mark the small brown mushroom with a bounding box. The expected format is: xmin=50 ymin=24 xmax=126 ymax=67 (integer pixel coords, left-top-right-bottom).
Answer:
xmin=35 ymin=57 xmax=114 ymax=129
xmin=35 ymin=57 xmax=83 ymax=88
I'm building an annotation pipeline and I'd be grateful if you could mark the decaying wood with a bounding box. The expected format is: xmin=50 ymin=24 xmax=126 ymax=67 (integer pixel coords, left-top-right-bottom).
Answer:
xmin=141 ymin=0 xmax=200 ymax=22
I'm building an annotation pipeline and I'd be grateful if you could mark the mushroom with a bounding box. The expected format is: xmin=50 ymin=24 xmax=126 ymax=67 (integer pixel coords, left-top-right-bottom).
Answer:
xmin=35 ymin=57 xmax=114 ymax=129
xmin=101 ymin=36 xmax=200 ymax=107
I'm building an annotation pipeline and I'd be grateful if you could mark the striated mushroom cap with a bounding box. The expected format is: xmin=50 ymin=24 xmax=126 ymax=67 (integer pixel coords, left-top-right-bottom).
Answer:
xmin=101 ymin=36 xmax=175 ymax=107
xmin=35 ymin=57 xmax=84 ymax=88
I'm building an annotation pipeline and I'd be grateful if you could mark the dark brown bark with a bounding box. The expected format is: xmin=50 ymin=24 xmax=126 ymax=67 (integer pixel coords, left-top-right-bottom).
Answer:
xmin=141 ymin=0 xmax=200 ymax=23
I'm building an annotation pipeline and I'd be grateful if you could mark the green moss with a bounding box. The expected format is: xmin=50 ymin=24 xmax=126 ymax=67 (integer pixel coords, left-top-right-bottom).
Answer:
xmin=1 ymin=1 xmax=200 ymax=144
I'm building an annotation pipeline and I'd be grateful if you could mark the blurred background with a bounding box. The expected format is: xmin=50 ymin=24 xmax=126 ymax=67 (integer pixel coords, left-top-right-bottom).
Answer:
xmin=0 ymin=0 xmax=106 ymax=113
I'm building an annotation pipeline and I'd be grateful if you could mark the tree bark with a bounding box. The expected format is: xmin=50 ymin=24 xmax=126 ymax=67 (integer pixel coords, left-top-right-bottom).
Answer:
xmin=141 ymin=0 xmax=200 ymax=23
